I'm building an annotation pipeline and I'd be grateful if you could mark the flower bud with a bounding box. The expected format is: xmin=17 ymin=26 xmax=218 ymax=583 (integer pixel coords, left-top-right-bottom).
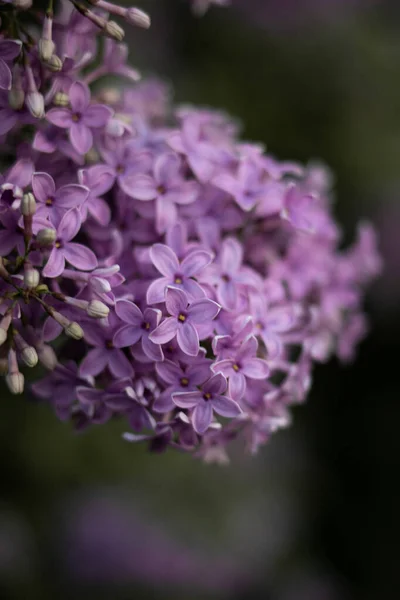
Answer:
xmin=8 ymin=87 xmax=25 ymax=110
xmin=6 ymin=372 xmax=24 ymax=395
xmin=38 ymin=344 xmax=57 ymax=370
xmin=65 ymin=322 xmax=84 ymax=340
xmin=87 ymin=300 xmax=110 ymax=319
xmin=0 ymin=313 xmax=12 ymax=346
xmin=21 ymin=346 xmax=38 ymax=368
xmin=46 ymin=55 xmax=63 ymax=73
xmin=24 ymin=267 xmax=40 ymax=289
xmin=54 ymin=92 xmax=69 ymax=107
xmin=38 ymin=39 xmax=55 ymax=62
xmin=0 ymin=328 xmax=7 ymax=346
xmin=104 ymin=21 xmax=125 ymax=42
xmin=21 ymin=192 xmax=37 ymax=216
xmin=26 ymin=92 xmax=45 ymax=119
xmin=125 ymin=7 xmax=151 ymax=29
xmin=37 ymin=228 xmax=56 ymax=245
xmin=0 ymin=358 xmax=8 ymax=376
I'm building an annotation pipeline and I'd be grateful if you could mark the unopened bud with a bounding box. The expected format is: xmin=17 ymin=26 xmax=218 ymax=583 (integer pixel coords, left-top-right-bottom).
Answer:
xmin=54 ymin=92 xmax=69 ymax=107
xmin=104 ymin=20 xmax=125 ymax=42
xmin=24 ymin=267 xmax=40 ymax=289
xmin=38 ymin=344 xmax=57 ymax=370
xmin=6 ymin=372 xmax=24 ymax=394
xmin=8 ymin=87 xmax=25 ymax=110
xmin=21 ymin=192 xmax=36 ymax=216
xmin=125 ymin=7 xmax=151 ymax=28
xmin=0 ymin=313 xmax=12 ymax=346
xmin=39 ymin=38 xmax=55 ymax=62
xmin=46 ymin=55 xmax=63 ymax=72
xmin=0 ymin=358 xmax=8 ymax=376
xmin=99 ymin=88 xmax=121 ymax=105
xmin=87 ymin=300 xmax=109 ymax=319
xmin=26 ymin=91 xmax=45 ymax=119
xmin=37 ymin=228 xmax=56 ymax=245
xmin=65 ymin=322 xmax=84 ymax=340
xmin=21 ymin=346 xmax=38 ymax=368
xmin=105 ymin=118 xmax=125 ymax=137
xmin=0 ymin=328 xmax=7 ymax=346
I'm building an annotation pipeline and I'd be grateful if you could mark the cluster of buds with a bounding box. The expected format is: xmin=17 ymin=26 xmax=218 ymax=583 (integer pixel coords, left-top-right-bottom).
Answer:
xmin=0 ymin=1 xmax=381 ymax=461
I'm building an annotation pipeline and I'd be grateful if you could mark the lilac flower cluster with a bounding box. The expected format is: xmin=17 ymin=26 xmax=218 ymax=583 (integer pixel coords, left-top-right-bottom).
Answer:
xmin=0 ymin=1 xmax=381 ymax=460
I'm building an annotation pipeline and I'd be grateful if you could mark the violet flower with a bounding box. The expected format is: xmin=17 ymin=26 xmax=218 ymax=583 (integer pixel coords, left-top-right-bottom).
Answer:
xmin=43 ymin=208 xmax=98 ymax=278
xmin=212 ymin=336 xmax=270 ymax=401
xmin=149 ymin=287 xmax=220 ymax=356
xmin=126 ymin=152 xmax=199 ymax=233
xmin=147 ymin=243 xmax=213 ymax=304
xmin=46 ymin=81 xmax=113 ymax=155
xmin=79 ymin=317 xmax=134 ymax=379
xmin=113 ymin=300 xmax=164 ymax=362
xmin=153 ymin=358 xmax=212 ymax=413
xmin=32 ymin=172 xmax=89 ymax=226
xmin=173 ymin=373 xmax=241 ymax=435
xmin=78 ymin=165 xmax=115 ymax=225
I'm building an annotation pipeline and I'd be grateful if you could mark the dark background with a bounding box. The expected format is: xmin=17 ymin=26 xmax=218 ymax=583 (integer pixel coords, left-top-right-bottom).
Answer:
xmin=1 ymin=1 xmax=399 ymax=599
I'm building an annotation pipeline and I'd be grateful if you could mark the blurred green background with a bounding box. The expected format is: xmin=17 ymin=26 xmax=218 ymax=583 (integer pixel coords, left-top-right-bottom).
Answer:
xmin=1 ymin=1 xmax=399 ymax=599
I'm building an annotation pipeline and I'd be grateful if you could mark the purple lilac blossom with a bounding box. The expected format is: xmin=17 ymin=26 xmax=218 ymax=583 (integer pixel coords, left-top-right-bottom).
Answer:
xmin=0 ymin=2 xmax=381 ymax=460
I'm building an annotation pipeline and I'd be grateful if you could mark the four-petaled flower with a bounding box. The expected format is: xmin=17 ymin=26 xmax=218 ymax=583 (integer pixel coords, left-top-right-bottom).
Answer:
xmin=173 ymin=373 xmax=241 ymax=435
xmin=147 ymin=243 xmax=212 ymax=304
xmin=153 ymin=358 xmax=212 ymax=413
xmin=32 ymin=171 xmax=89 ymax=226
xmin=149 ymin=287 xmax=220 ymax=356
xmin=113 ymin=300 xmax=164 ymax=362
xmin=212 ymin=335 xmax=270 ymax=401
xmin=125 ymin=152 xmax=199 ymax=233
xmin=46 ymin=81 xmax=113 ymax=155
xmin=43 ymin=208 xmax=98 ymax=278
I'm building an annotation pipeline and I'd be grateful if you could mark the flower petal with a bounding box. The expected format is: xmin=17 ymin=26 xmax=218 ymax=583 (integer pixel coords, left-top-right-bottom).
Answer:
xmin=220 ymin=238 xmax=243 ymax=273
xmin=149 ymin=317 xmax=178 ymax=345
xmin=46 ymin=108 xmax=72 ymax=128
xmin=0 ymin=59 xmax=11 ymax=90
xmin=177 ymin=321 xmax=199 ymax=356
xmin=165 ymin=286 xmax=188 ymax=317
xmin=121 ymin=174 xmax=157 ymax=200
xmin=83 ymin=104 xmax=113 ymax=127
xmin=192 ymin=401 xmax=213 ymax=434
xmin=113 ymin=325 xmax=142 ymax=348
xmin=69 ymin=81 xmax=90 ymax=113
xmin=32 ymin=172 xmax=56 ymax=203
xmin=70 ymin=122 xmax=93 ymax=155
xmin=228 ymin=371 xmax=246 ymax=401
xmin=57 ymin=207 xmax=81 ymax=241
xmin=204 ymin=372 xmax=227 ymax=396
xmin=115 ymin=300 xmax=143 ymax=325
xmin=108 ymin=349 xmax=134 ymax=378
xmin=150 ymin=244 xmax=179 ymax=276
xmin=241 ymin=358 xmax=270 ymax=379
xmin=56 ymin=183 xmax=89 ymax=208
xmin=181 ymin=249 xmax=213 ymax=277
xmin=156 ymin=359 xmax=182 ymax=385
xmin=172 ymin=390 xmax=201 ymax=409
xmin=42 ymin=248 xmax=65 ymax=278
xmin=146 ymin=277 xmax=169 ymax=304
xmin=187 ymin=298 xmax=220 ymax=324
xmin=64 ymin=242 xmax=98 ymax=271
xmin=141 ymin=335 xmax=164 ymax=362
xmin=79 ymin=347 xmax=109 ymax=377
xmin=211 ymin=395 xmax=242 ymax=418
xmin=154 ymin=152 xmax=181 ymax=184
